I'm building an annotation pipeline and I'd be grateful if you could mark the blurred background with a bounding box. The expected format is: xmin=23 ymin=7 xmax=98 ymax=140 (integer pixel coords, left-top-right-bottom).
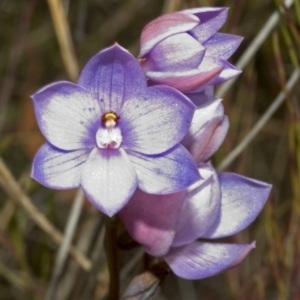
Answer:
xmin=0 ymin=0 xmax=299 ymax=299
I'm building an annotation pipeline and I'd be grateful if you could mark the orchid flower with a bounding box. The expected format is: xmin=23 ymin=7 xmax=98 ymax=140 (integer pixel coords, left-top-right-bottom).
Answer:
xmin=120 ymin=164 xmax=271 ymax=279
xmin=31 ymin=44 xmax=200 ymax=217
xmin=139 ymin=7 xmax=243 ymax=93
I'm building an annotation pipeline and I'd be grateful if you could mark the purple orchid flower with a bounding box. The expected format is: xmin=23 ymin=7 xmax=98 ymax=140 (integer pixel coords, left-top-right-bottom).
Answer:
xmin=31 ymin=44 xmax=200 ymax=217
xmin=139 ymin=7 xmax=243 ymax=93
xmin=119 ymin=163 xmax=271 ymax=279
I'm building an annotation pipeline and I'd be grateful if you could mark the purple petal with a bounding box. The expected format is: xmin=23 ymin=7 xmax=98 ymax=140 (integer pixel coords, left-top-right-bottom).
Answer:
xmin=203 ymin=33 xmax=243 ymax=60
xmin=183 ymin=98 xmax=229 ymax=163
xmin=203 ymin=173 xmax=271 ymax=239
xmin=78 ymin=44 xmax=147 ymax=113
xmin=31 ymin=143 xmax=90 ymax=189
xmin=81 ymin=148 xmax=137 ymax=216
xmin=32 ymin=82 xmax=100 ymax=151
xmin=187 ymin=7 xmax=229 ymax=43
xmin=142 ymin=33 xmax=205 ymax=72
xmin=146 ymin=65 xmax=223 ymax=93
xmin=185 ymin=88 xmax=216 ymax=106
xmin=139 ymin=12 xmax=199 ymax=57
xmin=164 ymin=241 xmax=255 ymax=280
xmin=121 ymin=85 xmax=195 ymax=155
xmin=119 ymin=189 xmax=185 ymax=257
xmin=211 ymin=60 xmax=242 ymax=84
xmin=172 ymin=163 xmax=221 ymax=247
xmin=127 ymin=144 xmax=200 ymax=194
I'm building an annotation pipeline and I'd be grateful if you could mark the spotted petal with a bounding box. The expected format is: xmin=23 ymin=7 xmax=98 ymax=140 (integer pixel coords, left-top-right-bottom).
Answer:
xmin=81 ymin=148 xmax=137 ymax=216
xmin=78 ymin=44 xmax=147 ymax=113
xmin=119 ymin=189 xmax=185 ymax=257
xmin=127 ymin=144 xmax=200 ymax=194
xmin=203 ymin=173 xmax=271 ymax=239
xmin=31 ymin=143 xmax=90 ymax=189
xmin=165 ymin=241 xmax=255 ymax=280
xmin=32 ymin=82 xmax=100 ymax=151
xmin=121 ymin=85 xmax=195 ymax=155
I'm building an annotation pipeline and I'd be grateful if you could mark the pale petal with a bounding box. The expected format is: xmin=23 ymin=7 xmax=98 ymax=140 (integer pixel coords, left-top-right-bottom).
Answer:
xmin=32 ymin=81 xmax=100 ymax=150
xmin=211 ymin=60 xmax=242 ymax=84
xmin=204 ymin=173 xmax=271 ymax=239
xmin=172 ymin=164 xmax=221 ymax=247
xmin=203 ymin=33 xmax=243 ymax=60
xmin=78 ymin=44 xmax=147 ymax=113
xmin=31 ymin=143 xmax=90 ymax=189
xmin=121 ymin=85 xmax=195 ymax=155
xmin=188 ymin=7 xmax=229 ymax=43
xmin=119 ymin=189 xmax=185 ymax=257
xmin=165 ymin=241 xmax=255 ymax=280
xmin=142 ymin=33 xmax=205 ymax=72
xmin=139 ymin=12 xmax=199 ymax=57
xmin=182 ymin=97 xmax=224 ymax=147
xmin=146 ymin=65 xmax=223 ymax=93
xmin=183 ymin=98 xmax=229 ymax=162
xmin=81 ymin=148 xmax=137 ymax=216
xmin=127 ymin=144 xmax=200 ymax=194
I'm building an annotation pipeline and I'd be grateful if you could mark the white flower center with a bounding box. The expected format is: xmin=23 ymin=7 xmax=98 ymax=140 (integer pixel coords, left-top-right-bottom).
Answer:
xmin=96 ymin=112 xmax=122 ymax=149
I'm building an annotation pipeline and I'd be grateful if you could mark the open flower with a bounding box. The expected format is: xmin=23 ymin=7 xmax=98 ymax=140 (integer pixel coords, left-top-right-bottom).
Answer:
xmin=139 ymin=7 xmax=243 ymax=93
xmin=119 ymin=164 xmax=271 ymax=279
xmin=31 ymin=44 xmax=200 ymax=216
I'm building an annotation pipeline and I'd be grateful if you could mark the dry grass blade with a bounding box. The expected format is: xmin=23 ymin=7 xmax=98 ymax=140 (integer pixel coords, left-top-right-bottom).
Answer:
xmin=44 ymin=188 xmax=84 ymax=300
xmin=217 ymin=67 xmax=300 ymax=171
xmin=216 ymin=0 xmax=295 ymax=98
xmin=0 ymin=158 xmax=91 ymax=271
xmin=47 ymin=0 xmax=79 ymax=81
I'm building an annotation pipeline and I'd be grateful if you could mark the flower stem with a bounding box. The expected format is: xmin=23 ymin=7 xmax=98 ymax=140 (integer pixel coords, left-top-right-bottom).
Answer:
xmin=104 ymin=217 xmax=120 ymax=300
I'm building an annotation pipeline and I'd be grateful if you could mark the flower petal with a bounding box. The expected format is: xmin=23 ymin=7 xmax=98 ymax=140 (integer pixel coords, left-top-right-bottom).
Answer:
xmin=182 ymin=97 xmax=225 ymax=151
xmin=78 ymin=44 xmax=147 ymax=113
xmin=32 ymin=81 xmax=100 ymax=150
xmin=172 ymin=164 xmax=221 ymax=247
xmin=165 ymin=241 xmax=255 ymax=280
xmin=187 ymin=7 xmax=229 ymax=43
xmin=121 ymin=85 xmax=195 ymax=155
xmin=185 ymin=88 xmax=216 ymax=106
xmin=127 ymin=144 xmax=200 ymax=194
xmin=203 ymin=33 xmax=243 ymax=60
xmin=142 ymin=33 xmax=205 ymax=72
xmin=146 ymin=65 xmax=223 ymax=93
xmin=203 ymin=173 xmax=271 ymax=239
xmin=81 ymin=148 xmax=137 ymax=216
xmin=211 ymin=60 xmax=242 ymax=84
xmin=190 ymin=116 xmax=228 ymax=162
xmin=31 ymin=143 xmax=90 ymax=189
xmin=139 ymin=12 xmax=199 ymax=57
xmin=119 ymin=189 xmax=185 ymax=257
xmin=183 ymin=97 xmax=229 ymax=163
